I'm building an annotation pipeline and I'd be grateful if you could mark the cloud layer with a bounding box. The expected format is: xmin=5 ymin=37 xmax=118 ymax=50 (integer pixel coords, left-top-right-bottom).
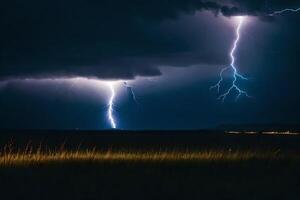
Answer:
xmin=1 ymin=0 xmax=300 ymax=79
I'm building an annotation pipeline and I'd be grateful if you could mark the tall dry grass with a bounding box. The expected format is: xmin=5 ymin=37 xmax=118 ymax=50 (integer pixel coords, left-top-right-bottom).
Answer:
xmin=0 ymin=142 xmax=289 ymax=166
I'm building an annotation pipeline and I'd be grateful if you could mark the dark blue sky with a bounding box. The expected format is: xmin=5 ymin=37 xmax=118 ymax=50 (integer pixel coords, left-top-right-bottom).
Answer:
xmin=1 ymin=1 xmax=300 ymax=129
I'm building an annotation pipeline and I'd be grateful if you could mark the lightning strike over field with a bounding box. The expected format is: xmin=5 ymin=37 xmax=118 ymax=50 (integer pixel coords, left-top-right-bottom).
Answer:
xmin=211 ymin=16 xmax=250 ymax=102
xmin=107 ymin=82 xmax=117 ymax=129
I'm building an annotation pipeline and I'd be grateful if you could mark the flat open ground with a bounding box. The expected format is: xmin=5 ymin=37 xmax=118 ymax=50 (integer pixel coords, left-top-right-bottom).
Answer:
xmin=0 ymin=130 xmax=300 ymax=200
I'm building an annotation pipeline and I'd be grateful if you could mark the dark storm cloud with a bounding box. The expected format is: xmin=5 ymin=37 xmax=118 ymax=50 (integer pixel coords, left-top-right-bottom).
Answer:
xmin=1 ymin=0 xmax=300 ymax=79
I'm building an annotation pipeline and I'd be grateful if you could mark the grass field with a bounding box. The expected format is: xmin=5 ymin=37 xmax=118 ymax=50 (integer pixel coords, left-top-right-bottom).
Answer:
xmin=0 ymin=131 xmax=300 ymax=200
xmin=0 ymin=149 xmax=291 ymax=166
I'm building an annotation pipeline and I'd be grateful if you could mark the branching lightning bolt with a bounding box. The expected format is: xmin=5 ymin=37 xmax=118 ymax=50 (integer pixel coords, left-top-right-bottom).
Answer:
xmin=269 ymin=7 xmax=300 ymax=16
xmin=211 ymin=16 xmax=250 ymax=102
xmin=210 ymin=7 xmax=300 ymax=102
xmin=107 ymin=82 xmax=117 ymax=129
xmin=124 ymin=82 xmax=139 ymax=106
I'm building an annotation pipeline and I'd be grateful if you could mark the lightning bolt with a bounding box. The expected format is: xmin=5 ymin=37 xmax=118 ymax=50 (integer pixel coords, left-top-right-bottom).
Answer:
xmin=107 ymin=82 xmax=117 ymax=129
xmin=269 ymin=7 xmax=300 ymax=16
xmin=124 ymin=82 xmax=139 ymax=106
xmin=211 ymin=16 xmax=250 ymax=102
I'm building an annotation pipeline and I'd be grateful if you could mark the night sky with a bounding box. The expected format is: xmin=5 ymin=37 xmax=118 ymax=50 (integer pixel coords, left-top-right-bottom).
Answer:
xmin=1 ymin=0 xmax=300 ymax=130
